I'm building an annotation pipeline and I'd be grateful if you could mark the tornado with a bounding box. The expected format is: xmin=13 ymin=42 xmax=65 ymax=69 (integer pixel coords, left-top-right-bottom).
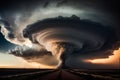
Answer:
xmin=22 ymin=15 xmax=118 ymax=68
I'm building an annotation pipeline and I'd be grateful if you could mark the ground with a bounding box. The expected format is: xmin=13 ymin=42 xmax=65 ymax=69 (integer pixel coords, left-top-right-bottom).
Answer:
xmin=0 ymin=69 xmax=119 ymax=80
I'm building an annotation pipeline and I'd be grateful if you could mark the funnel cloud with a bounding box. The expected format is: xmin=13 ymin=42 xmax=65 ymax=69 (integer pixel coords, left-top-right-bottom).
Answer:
xmin=0 ymin=0 xmax=119 ymax=68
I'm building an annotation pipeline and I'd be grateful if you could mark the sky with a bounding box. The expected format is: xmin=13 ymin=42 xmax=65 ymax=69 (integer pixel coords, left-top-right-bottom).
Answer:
xmin=0 ymin=0 xmax=120 ymax=69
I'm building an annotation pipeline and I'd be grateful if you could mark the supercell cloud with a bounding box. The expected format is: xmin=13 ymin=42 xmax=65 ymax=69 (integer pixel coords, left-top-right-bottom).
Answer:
xmin=0 ymin=0 xmax=119 ymax=68
xmin=22 ymin=16 xmax=118 ymax=68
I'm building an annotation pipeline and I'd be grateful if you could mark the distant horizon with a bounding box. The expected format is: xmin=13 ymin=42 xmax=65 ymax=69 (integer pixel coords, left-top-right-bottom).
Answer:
xmin=0 ymin=0 xmax=119 ymax=69
xmin=0 ymin=66 xmax=119 ymax=70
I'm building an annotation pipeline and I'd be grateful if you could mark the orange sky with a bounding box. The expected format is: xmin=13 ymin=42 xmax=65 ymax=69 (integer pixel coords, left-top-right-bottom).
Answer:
xmin=0 ymin=53 xmax=56 ymax=69
xmin=86 ymin=48 xmax=120 ymax=66
xmin=0 ymin=48 xmax=120 ymax=69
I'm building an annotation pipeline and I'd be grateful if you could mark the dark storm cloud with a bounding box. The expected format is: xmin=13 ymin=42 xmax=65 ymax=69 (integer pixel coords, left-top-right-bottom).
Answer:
xmin=0 ymin=0 xmax=119 ymax=68
xmin=0 ymin=20 xmax=11 ymax=31
xmin=0 ymin=0 xmax=67 ymax=11
xmin=23 ymin=16 xmax=120 ymax=68
xmin=0 ymin=0 xmax=119 ymax=28
xmin=9 ymin=47 xmax=51 ymax=57
xmin=0 ymin=20 xmax=15 ymax=39
xmin=66 ymin=57 xmax=119 ymax=69
xmin=9 ymin=46 xmax=59 ymax=66
xmin=0 ymin=20 xmax=16 ymax=51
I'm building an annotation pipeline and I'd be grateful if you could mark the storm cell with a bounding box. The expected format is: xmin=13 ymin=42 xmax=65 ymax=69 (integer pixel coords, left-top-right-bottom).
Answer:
xmin=22 ymin=16 xmax=118 ymax=68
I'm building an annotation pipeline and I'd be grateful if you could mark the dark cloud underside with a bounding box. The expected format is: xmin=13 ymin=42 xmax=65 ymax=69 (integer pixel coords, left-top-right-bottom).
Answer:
xmin=0 ymin=0 xmax=119 ymax=68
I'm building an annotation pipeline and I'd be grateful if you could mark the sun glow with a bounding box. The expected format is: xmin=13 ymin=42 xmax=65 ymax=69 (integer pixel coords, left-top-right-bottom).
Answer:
xmin=86 ymin=48 xmax=120 ymax=64
xmin=0 ymin=53 xmax=56 ymax=69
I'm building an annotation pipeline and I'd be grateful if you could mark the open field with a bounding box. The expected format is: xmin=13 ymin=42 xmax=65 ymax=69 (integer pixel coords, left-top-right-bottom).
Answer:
xmin=0 ymin=68 xmax=119 ymax=80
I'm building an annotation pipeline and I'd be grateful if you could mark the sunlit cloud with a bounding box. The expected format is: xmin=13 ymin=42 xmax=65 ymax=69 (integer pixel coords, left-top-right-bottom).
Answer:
xmin=85 ymin=48 xmax=120 ymax=65
xmin=0 ymin=53 xmax=56 ymax=69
